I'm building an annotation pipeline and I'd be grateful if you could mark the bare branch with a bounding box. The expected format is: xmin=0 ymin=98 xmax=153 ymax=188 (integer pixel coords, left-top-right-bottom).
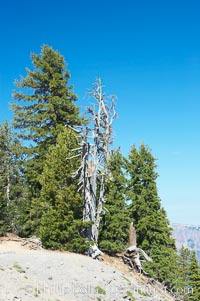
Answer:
xmin=66 ymin=154 xmax=80 ymax=160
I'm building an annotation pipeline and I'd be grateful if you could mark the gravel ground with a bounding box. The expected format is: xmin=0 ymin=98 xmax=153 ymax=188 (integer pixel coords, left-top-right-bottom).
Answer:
xmin=0 ymin=241 xmax=175 ymax=301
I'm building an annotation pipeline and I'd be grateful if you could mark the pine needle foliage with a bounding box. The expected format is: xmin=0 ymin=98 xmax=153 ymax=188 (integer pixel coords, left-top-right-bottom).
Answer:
xmin=126 ymin=144 xmax=178 ymax=287
xmin=10 ymin=45 xmax=82 ymax=235
xmin=188 ymin=252 xmax=200 ymax=301
xmin=98 ymin=149 xmax=131 ymax=254
xmin=12 ymin=45 xmax=81 ymax=147
xmin=39 ymin=127 xmax=89 ymax=252
xmin=0 ymin=121 xmax=23 ymax=234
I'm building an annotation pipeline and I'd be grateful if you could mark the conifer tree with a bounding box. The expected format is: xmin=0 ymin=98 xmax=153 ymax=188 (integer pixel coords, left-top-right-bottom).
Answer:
xmin=0 ymin=121 xmax=11 ymax=233
xmin=0 ymin=121 xmax=23 ymax=234
xmin=188 ymin=252 xmax=200 ymax=301
xmin=176 ymin=247 xmax=191 ymax=300
xmin=38 ymin=127 xmax=88 ymax=252
xmin=126 ymin=144 xmax=178 ymax=287
xmin=12 ymin=45 xmax=81 ymax=147
xmin=11 ymin=45 xmax=82 ymax=234
xmin=98 ymin=149 xmax=131 ymax=254
xmin=11 ymin=45 xmax=81 ymax=190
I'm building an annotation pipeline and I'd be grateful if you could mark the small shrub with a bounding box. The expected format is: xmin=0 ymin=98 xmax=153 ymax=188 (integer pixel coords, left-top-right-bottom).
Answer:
xmin=13 ymin=263 xmax=26 ymax=273
xmin=96 ymin=286 xmax=106 ymax=295
xmin=127 ymin=291 xmax=136 ymax=301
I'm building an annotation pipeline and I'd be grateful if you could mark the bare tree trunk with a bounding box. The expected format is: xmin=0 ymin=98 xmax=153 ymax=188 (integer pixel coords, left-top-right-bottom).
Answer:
xmin=74 ymin=78 xmax=116 ymax=245
xmin=6 ymin=174 xmax=11 ymax=206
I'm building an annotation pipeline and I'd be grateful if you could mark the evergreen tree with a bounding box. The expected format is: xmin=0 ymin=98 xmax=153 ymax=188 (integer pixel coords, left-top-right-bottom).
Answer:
xmin=11 ymin=45 xmax=82 ymax=235
xmin=0 ymin=121 xmax=23 ymax=234
xmin=0 ymin=121 xmax=10 ymax=233
xmin=98 ymin=149 xmax=131 ymax=254
xmin=12 ymin=45 xmax=81 ymax=148
xmin=126 ymin=144 xmax=178 ymax=287
xmin=11 ymin=45 xmax=82 ymax=188
xmin=188 ymin=252 xmax=200 ymax=301
xmin=38 ymin=127 xmax=88 ymax=252
xmin=176 ymin=247 xmax=191 ymax=300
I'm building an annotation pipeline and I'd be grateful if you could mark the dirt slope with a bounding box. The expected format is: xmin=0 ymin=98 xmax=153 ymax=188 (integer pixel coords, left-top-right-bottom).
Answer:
xmin=0 ymin=238 xmax=175 ymax=301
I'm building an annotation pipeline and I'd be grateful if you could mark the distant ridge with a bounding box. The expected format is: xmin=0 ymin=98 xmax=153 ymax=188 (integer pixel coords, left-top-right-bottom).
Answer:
xmin=171 ymin=223 xmax=200 ymax=263
xmin=172 ymin=223 xmax=200 ymax=229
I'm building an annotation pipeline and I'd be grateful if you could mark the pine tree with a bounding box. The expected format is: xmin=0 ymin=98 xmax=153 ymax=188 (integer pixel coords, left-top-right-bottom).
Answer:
xmin=98 ymin=149 xmax=131 ymax=254
xmin=38 ymin=127 xmax=88 ymax=252
xmin=11 ymin=45 xmax=82 ymax=188
xmin=11 ymin=45 xmax=82 ymax=234
xmin=12 ymin=45 xmax=81 ymax=148
xmin=0 ymin=122 xmax=10 ymax=233
xmin=176 ymin=247 xmax=191 ymax=300
xmin=188 ymin=252 xmax=200 ymax=300
xmin=0 ymin=121 xmax=23 ymax=234
xmin=126 ymin=144 xmax=178 ymax=287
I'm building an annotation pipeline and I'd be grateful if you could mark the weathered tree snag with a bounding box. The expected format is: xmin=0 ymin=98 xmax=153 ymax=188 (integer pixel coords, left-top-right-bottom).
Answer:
xmin=123 ymin=223 xmax=152 ymax=274
xmin=72 ymin=79 xmax=116 ymax=251
xmin=129 ymin=222 xmax=137 ymax=247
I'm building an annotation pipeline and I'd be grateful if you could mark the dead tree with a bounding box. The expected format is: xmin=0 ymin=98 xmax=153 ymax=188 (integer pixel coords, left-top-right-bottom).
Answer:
xmin=122 ymin=223 xmax=152 ymax=274
xmin=73 ymin=78 xmax=116 ymax=247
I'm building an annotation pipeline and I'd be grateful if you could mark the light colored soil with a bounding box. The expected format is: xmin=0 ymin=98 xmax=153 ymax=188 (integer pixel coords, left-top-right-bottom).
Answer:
xmin=0 ymin=238 xmax=175 ymax=301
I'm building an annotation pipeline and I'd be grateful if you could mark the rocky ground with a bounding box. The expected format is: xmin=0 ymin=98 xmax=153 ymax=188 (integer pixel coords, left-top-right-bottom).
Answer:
xmin=0 ymin=237 xmax=175 ymax=301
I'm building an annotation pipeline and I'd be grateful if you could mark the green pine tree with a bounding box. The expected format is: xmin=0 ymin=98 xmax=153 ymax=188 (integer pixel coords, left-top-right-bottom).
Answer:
xmin=0 ymin=121 xmax=10 ymax=234
xmin=0 ymin=121 xmax=23 ymax=234
xmin=126 ymin=144 xmax=178 ymax=287
xmin=188 ymin=252 xmax=200 ymax=300
xmin=175 ymin=247 xmax=191 ymax=300
xmin=12 ymin=45 xmax=81 ymax=147
xmin=38 ymin=127 xmax=88 ymax=252
xmin=11 ymin=45 xmax=82 ymax=235
xmin=12 ymin=44 xmax=82 ymax=174
xmin=98 ymin=149 xmax=131 ymax=254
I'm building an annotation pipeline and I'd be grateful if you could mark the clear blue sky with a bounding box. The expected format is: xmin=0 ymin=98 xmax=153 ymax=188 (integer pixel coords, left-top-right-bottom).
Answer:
xmin=0 ymin=0 xmax=200 ymax=225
